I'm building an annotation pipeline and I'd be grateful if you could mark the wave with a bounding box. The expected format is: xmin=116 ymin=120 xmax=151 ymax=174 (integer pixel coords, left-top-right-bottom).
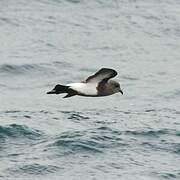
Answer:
xmin=52 ymin=132 xmax=103 ymax=153
xmin=124 ymin=129 xmax=180 ymax=154
xmin=0 ymin=64 xmax=49 ymax=75
xmin=0 ymin=124 xmax=42 ymax=140
xmin=9 ymin=163 xmax=59 ymax=175
xmin=124 ymin=129 xmax=172 ymax=137
xmin=49 ymin=127 xmax=128 ymax=154
xmin=121 ymin=75 xmax=139 ymax=81
xmin=0 ymin=17 xmax=19 ymax=27
xmin=61 ymin=111 xmax=90 ymax=121
xmin=48 ymin=126 xmax=180 ymax=155
xmin=0 ymin=62 xmax=72 ymax=76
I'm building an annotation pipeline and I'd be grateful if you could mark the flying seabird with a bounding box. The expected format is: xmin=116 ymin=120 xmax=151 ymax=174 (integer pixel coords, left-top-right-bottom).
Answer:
xmin=47 ymin=68 xmax=123 ymax=98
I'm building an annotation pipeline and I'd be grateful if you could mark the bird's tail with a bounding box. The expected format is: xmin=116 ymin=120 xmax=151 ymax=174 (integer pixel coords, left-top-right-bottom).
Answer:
xmin=47 ymin=84 xmax=69 ymax=94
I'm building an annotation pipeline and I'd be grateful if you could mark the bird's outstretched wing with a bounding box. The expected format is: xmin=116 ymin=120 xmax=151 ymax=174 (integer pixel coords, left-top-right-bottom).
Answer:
xmin=85 ymin=68 xmax=117 ymax=83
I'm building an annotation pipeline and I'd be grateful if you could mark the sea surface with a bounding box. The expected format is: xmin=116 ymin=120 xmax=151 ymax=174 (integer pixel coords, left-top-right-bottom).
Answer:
xmin=0 ymin=0 xmax=180 ymax=179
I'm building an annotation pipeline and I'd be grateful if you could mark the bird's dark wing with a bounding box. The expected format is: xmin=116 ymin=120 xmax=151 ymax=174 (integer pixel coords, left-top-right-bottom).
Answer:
xmin=85 ymin=68 xmax=117 ymax=83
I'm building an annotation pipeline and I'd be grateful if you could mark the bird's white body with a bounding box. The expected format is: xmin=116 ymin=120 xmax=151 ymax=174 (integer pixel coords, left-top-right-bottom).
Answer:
xmin=67 ymin=83 xmax=98 ymax=96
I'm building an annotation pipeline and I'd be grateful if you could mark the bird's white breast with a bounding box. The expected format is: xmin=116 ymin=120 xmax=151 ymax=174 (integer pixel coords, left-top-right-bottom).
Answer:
xmin=67 ymin=83 xmax=98 ymax=96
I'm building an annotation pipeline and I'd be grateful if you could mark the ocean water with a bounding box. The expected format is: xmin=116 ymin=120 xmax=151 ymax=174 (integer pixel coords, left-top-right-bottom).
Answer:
xmin=0 ymin=0 xmax=180 ymax=179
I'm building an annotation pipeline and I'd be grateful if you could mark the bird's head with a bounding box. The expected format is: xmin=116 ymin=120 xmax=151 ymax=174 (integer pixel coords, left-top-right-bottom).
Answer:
xmin=109 ymin=80 xmax=123 ymax=95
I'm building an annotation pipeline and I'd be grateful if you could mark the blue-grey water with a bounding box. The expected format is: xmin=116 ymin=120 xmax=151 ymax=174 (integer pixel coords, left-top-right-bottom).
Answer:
xmin=0 ymin=0 xmax=180 ymax=179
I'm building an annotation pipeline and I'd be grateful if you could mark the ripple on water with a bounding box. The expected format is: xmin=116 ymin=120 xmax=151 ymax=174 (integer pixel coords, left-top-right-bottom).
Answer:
xmin=0 ymin=64 xmax=44 ymax=75
xmin=0 ymin=17 xmax=20 ymax=27
xmin=60 ymin=111 xmax=90 ymax=121
xmin=124 ymin=129 xmax=171 ymax=137
xmin=8 ymin=163 xmax=59 ymax=175
xmin=124 ymin=128 xmax=180 ymax=155
xmin=0 ymin=124 xmax=42 ymax=140
xmin=49 ymin=127 xmax=128 ymax=154
xmin=52 ymin=132 xmax=103 ymax=153
xmin=0 ymin=62 xmax=73 ymax=77
xmin=152 ymin=171 xmax=178 ymax=180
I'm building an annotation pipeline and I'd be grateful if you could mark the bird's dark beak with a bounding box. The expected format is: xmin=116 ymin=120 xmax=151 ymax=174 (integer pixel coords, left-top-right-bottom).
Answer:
xmin=47 ymin=89 xmax=56 ymax=94
xmin=119 ymin=89 xmax=123 ymax=95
